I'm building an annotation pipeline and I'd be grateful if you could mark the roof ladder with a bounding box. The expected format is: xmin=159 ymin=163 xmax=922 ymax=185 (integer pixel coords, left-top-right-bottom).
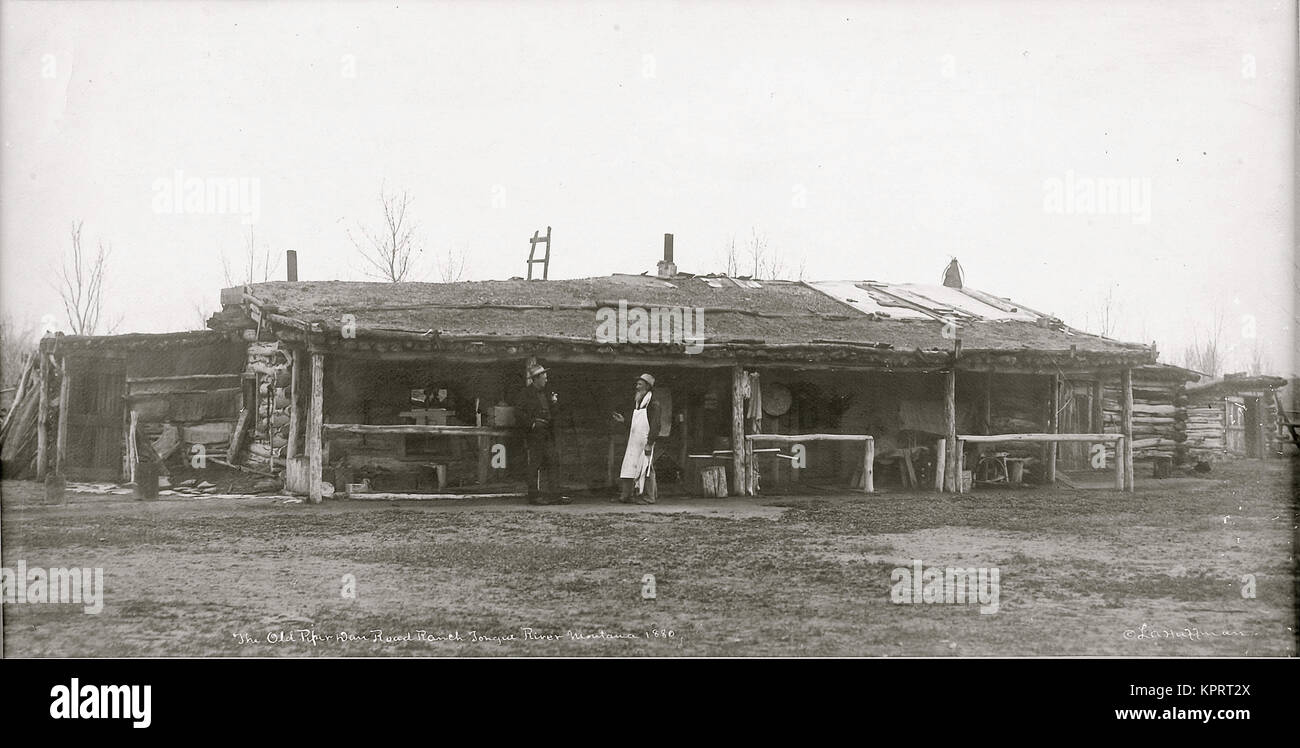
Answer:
xmin=526 ymin=226 xmax=552 ymax=280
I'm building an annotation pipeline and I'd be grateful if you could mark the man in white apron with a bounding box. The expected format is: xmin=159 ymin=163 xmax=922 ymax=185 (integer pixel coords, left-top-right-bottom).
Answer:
xmin=612 ymin=373 xmax=661 ymax=504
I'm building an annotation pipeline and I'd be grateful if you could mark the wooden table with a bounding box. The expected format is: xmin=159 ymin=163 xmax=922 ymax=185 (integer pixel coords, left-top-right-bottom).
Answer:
xmin=955 ymin=433 xmax=1128 ymax=492
xmin=324 ymin=424 xmax=515 ymax=485
xmin=744 ymin=433 xmax=875 ymax=494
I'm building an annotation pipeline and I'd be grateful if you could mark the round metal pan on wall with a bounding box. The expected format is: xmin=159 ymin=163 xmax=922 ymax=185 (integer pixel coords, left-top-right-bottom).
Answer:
xmin=763 ymin=382 xmax=792 ymax=417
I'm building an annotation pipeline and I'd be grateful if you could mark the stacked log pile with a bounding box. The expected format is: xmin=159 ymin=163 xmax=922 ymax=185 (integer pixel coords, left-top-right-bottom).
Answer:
xmin=242 ymin=342 xmax=293 ymax=474
xmin=1103 ymin=378 xmax=1188 ymax=464
xmin=1183 ymin=399 xmax=1225 ymax=461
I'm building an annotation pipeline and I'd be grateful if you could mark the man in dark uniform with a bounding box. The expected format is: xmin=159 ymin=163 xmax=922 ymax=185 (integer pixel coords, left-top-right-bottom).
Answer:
xmin=516 ymin=363 xmax=570 ymax=505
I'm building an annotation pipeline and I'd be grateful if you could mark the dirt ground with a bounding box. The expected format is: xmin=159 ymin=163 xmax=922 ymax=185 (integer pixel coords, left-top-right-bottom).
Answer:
xmin=1 ymin=459 xmax=1295 ymax=657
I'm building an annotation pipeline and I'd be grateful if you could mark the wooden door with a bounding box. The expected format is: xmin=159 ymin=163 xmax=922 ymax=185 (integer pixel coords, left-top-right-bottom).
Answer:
xmin=62 ymin=355 xmax=126 ymax=481
xmin=1243 ymin=396 xmax=1262 ymax=458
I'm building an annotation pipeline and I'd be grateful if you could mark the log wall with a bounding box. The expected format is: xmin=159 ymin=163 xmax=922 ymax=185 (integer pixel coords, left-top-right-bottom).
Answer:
xmin=1101 ymin=375 xmax=1188 ymax=464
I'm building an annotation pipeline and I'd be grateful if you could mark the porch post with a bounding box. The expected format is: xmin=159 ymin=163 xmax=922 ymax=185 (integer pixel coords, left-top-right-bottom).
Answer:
xmin=1121 ymin=367 xmax=1134 ymax=492
xmin=984 ymin=370 xmax=993 ymax=434
xmin=943 ymin=368 xmax=957 ymax=492
xmin=1090 ymin=378 xmax=1104 ymax=434
xmin=36 ymin=347 xmax=49 ymax=480
xmin=55 ymin=357 xmax=70 ymax=476
xmin=731 ymin=365 xmax=746 ymax=496
xmin=307 ymin=351 xmax=325 ymax=503
xmin=286 ymin=348 xmax=302 ymax=459
xmin=1046 ymin=373 xmax=1059 ymax=484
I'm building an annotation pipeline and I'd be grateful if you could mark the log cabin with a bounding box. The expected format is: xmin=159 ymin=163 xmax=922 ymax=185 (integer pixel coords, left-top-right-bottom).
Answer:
xmin=1184 ymin=373 xmax=1290 ymax=461
xmin=12 ymin=246 xmax=1217 ymax=499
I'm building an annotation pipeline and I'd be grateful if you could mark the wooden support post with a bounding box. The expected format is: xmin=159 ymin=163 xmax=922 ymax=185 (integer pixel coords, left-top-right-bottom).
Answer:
xmin=678 ymin=401 xmax=689 ymax=487
xmin=1046 ymin=373 xmax=1059 ymax=485
xmin=307 ymin=352 xmax=324 ymax=503
xmin=934 ymin=438 xmax=946 ymax=492
xmin=984 ymin=370 xmax=993 ymax=434
xmin=1114 ymin=435 xmax=1126 ymax=490
xmin=36 ymin=350 xmax=49 ymax=480
xmin=1121 ymin=367 xmax=1134 ymax=492
xmin=863 ymin=438 xmax=874 ymax=493
xmin=956 ymin=438 xmax=966 ymax=494
xmin=55 ymin=358 xmax=70 ymax=475
xmin=943 ymin=369 xmax=957 ymax=492
xmin=286 ymin=348 xmax=302 ymax=459
xmin=731 ymin=365 xmax=746 ymax=496
xmin=1090 ymin=379 xmax=1104 ymax=434
xmin=478 ymin=435 xmax=490 ymax=485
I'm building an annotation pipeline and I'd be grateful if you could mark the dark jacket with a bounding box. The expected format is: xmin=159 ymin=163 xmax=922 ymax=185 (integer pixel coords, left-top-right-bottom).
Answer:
xmin=516 ymin=383 xmax=556 ymax=440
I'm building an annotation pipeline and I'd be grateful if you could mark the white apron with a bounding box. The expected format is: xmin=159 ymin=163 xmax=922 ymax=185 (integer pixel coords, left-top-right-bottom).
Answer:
xmin=619 ymin=391 xmax=653 ymax=480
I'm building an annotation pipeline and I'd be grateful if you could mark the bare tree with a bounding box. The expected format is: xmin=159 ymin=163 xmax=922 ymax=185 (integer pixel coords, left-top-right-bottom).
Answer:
xmin=56 ymin=221 xmax=117 ymax=335
xmin=720 ymin=235 xmax=740 ymax=276
xmin=1182 ymin=306 xmax=1226 ymax=377
xmin=435 ymin=245 xmax=469 ymax=283
xmin=0 ymin=312 xmax=37 ymax=386
xmin=748 ymin=228 xmax=787 ymax=279
xmin=348 ymin=186 xmax=420 ymax=282
xmin=1248 ymin=337 xmax=1270 ymax=376
xmin=1086 ymin=285 xmax=1120 ymax=339
xmin=222 ymin=227 xmax=279 ymax=286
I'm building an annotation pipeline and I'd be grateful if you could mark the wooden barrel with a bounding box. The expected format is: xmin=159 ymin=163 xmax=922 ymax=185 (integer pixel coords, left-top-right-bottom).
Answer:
xmin=701 ymin=465 xmax=728 ymax=497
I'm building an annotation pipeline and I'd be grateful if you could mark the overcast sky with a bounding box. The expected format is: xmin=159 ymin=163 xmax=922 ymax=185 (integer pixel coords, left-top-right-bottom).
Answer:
xmin=2 ymin=0 xmax=1294 ymax=374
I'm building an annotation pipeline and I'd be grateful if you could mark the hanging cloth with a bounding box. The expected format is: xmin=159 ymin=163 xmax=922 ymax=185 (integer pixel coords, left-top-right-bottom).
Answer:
xmin=746 ymin=372 xmax=763 ymax=433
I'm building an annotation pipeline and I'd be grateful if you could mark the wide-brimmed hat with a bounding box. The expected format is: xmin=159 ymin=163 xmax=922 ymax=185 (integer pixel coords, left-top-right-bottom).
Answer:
xmin=527 ymin=363 xmax=549 ymax=378
xmin=637 ymin=373 xmax=656 ymax=388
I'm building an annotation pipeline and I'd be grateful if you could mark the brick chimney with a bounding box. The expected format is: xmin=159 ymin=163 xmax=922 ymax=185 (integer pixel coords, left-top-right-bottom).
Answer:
xmin=656 ymin=233 xmax=677 ymax=278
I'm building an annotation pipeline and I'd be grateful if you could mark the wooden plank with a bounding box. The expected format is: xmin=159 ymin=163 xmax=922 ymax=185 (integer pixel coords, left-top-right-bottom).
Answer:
xmin=322 ymin=424 xmax=515 ymax=436
xmin=55 ymin=359 xmax=70 ymax=475
xmin=127 ymin=373 xmax=243 ymax=384
xmin=1114 ymin=436 xmax=1125 ymax=490
xmin=1 ymin=354 xmax=36 ymax=434
xmin=984 ymin=370 xmax=993 ymax=434
xmin=864 ymin=438 xmax=875 ymax=493
xmin=934 ymin=438 xmax=946 ymax=491
xmin=1122 ymin=367 xmax=1134 ymax=492
xmin=308 ymin=352 xmax=324 ymax=503
xmin=348 ymin=492 xmax=527 ymax=501
xmin=745 ymin=436 xmax=756 ymax=496
xmin=676 ymin=398 xmax=690 ymax=489
xmin=744 ymin=433 xmax=880 ymax=443
xmin=1046 ymin=373 xmax=1060 ymax=485
xmin=956 ymin=439 xmax=965 ymax=494
xmin=944 ymin=368 xmax=957 ymax=492
xmin=127 ymin=410 xmax=139 ymax=483
xmin=957 ymin=433 xmax=1122 ymax=443
xmin=36 ymin=352 xmax=49 ymax=480
xmin=228 ymin=408 xmax=251 ymax=460
xmin=287 ymin=348 xmax=301 ymax=459
xmin=731 ymin=365 xmax=746 ymax=496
